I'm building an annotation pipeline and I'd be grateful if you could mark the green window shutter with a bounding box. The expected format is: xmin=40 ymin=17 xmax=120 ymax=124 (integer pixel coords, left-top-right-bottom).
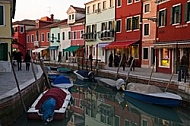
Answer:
xmin=170 ymin=7 xmax=173 ymax=24
xmin=185 ymin=3 xmax=188 ymax=22
xmin=0 ymin=6 xmax=3 ymax=25
xmin=132 ymin=17 xmax=135 ymax=30
xmin=164 ymin=9 xmax=167 ymax=26
xmin=179 ymin=5 xmax=182 ymax=23
xmin=0 ymin=43 xmax=8 ymax=61
xmin=158 ymin=11 xmax=160 ymax=26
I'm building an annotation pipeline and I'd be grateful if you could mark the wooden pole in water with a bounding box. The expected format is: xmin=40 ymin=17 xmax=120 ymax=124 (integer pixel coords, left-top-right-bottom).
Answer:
xmin=165 ymin=67 xmax=175 ymax=92
xmin=148 ymin=63 xmax=154 ymax=85
xmin=39 ymin=59 xmax=51 ymax=89
xmin=31 ymin=61 xmax=40 ymax=93
xmin=8 ymin=52 xmax=27 ymax=113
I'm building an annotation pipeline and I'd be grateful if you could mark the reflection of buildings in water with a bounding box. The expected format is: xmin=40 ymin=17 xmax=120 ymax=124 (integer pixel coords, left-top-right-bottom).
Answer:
xmin=70 ymin=84 xmax=182 ymax=126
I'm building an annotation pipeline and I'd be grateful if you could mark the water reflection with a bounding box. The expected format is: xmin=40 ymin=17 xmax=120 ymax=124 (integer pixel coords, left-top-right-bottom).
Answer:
xmin=14 ymin=73 xmax=190 ymax=126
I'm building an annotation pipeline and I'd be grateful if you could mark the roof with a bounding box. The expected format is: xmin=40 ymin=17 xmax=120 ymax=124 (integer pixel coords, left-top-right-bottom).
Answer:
xmin=12 ymin=19 xmax=36 ymax=26
xmin=70 ymin=5 xmax=85 ymax=14
xmin=43 ymin=19 xmax=68 ymax=28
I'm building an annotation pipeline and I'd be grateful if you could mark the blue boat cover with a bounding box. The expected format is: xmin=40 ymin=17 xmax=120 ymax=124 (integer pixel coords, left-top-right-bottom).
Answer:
xmin=76 ymin=70 xmax=89 ymax=77
xmin=53 ymin=75 xmax=71 ymax=84
xmin=40 ymin=97 xmax=56 ymax=122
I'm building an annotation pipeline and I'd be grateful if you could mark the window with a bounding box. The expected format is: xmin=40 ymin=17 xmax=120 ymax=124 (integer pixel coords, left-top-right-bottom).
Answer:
xmin=116 ymin=20 xmax=121 ymax=32
xmin=93 ymin=4 xmax=95 ymax=12
xmin=80 ymin=30 xmax=84 ymax=38
xmin=47 ymin=32 xmax=50 ymax=42
xmin=41 ymin=33 xmax=44 ymax=42
xmin=117 ymin=0 xmax=121 ymax=7
xmin=31 ymin=35 xmax=34 ymax=42
xmin=126 ymin=17 xmax=132 ymax=31
xmin=144 ymin=4 xmax=150 ymax=13
xmin=68 ymin=31 xmax=71 ymax=39
xmin=185 ymin=2 xmax=190 ymax=22
xmin=103 ymin=1 xmax=106 ymax=10
xmin=142 ymin=119 xmax=148 ymax=126
xmin=14 ymin=27 xmax=18 ymax=32
xmin=92 ymin=24 xmax=96 ymax=32
xmin=87 ymin=6 xmax=90 ymax=14
xmin=57 ymin=33 xmax=60 ymax=41
xmin=158 ymin=9 xmax=167 ymax=27
xmin=73 ymin=31 xmax=76 ymax=39
xmin=27 ymin=35 xmax=30 ymax=43
xmin=98 ymin=3 xmax=101 ymax=10
xmin=62 ymin=32 xmax=65 ymax=40
xmin=171 ymin=4 xmax=181 ymax=24
xmin=101 ymin=22 xmax=107 ymax=31
xmin=51 ymin=33 xmax=54 ymax=42
xmin=160 ymin=48 xmax=169 ymax=67
xmin=0 ymin=5 xmax=4 ymax=25
xmin=110 ymin=0 xmax=113 ymax=7
xmin=132 ymin=16 xmax=140 ymax=30
xmin=69 ymin=15 xmax=71 ymax=20
xmin=20 ymin=26 xmax=24 ymax=33
xmin=72 ymin=14 xmax=74 ymax=19
xmin=127 ymin=0 xmax=132 ymax=4
xmin=130 ymin=45 xmax=139 ymax=58
xmin=143 ymin=48 xmax=148 ymax=59
xmin=144 ymin=23 xmax=149 ymax=36
xmin=108 ymin=21 xmax=113 ymax=30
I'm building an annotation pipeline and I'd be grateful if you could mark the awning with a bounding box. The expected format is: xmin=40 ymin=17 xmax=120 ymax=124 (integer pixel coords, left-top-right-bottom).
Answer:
xmin=105 ymin=41 xmax=137 ymax=49
xmin=32 ymin=47 xmax=47 ymax=53
xmin=49 ymin=46 xmax=58 ymax=50
xmin=64 ymin=45 xmax=80 ymax=52
xmin=98 ymin=42 xmax=110 ymax=48
xmin=154 ymin=40 xmax=190 ymax=49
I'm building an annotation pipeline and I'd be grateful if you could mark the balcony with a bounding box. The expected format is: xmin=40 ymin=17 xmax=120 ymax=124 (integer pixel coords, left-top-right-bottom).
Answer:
xmin=83 ymin=32 xmax=97 ymax=41
xmin=99 ymin=30 xmax=114 ymax=40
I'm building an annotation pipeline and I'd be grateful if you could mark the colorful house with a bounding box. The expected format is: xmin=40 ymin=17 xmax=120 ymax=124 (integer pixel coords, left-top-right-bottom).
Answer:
xmin=107 ymin=0 xmax=142 ymax=67
xmin=141 ymin=0 xmax=157 ymax=68
xmin=0 ymin=0 xmax=16 ymax=72
xmin=12 ymin=19 xmax=36 ymax=55
xmin=154 ymin=0 xmax=190 ymax=74
xmin=84 ymin=0 xmax=115 ymax=63
xmin=26 ymin=15 xmax=54 ymax=60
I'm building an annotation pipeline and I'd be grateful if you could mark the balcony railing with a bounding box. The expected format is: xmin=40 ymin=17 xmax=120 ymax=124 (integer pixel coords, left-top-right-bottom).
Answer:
xmin=99 ymin=30 xmax=114 ymax=40
xmin=83 ymin=32 xmax=97 ymax=41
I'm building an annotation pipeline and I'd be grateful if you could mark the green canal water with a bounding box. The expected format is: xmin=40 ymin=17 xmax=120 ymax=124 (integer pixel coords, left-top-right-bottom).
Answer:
xmin=14 ymin=73 xmax=190 ymax=126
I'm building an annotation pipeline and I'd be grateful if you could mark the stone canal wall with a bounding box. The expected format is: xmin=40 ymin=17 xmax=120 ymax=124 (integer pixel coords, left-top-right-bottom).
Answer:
xmin=0 ymin=66 xmax=45 ymax=126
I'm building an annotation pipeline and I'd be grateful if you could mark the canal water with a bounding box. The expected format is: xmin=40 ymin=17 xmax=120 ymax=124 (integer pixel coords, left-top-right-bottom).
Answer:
xmin=14 ymin=73 xmax=190 ymax=126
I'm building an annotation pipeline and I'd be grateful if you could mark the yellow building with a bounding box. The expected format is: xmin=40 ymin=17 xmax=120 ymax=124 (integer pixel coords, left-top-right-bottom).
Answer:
xmin=0 ymin=0 xmax=16 ymax=72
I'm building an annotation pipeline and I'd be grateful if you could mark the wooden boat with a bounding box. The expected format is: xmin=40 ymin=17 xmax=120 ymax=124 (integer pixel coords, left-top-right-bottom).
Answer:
xmin=57 ymin=67 xmax=72 ymax=73
xmin=27 ymin=88 xmax=71 ymax=122
xmin=51 ymin=75 xmax=73 ymax=89
xmin=95 ymin=77 xmax=126 ymax=90
xmin=73 ymin=69 xmax=94 ymax=81
xmin=123 ymin=82 xmax=182 ymax=107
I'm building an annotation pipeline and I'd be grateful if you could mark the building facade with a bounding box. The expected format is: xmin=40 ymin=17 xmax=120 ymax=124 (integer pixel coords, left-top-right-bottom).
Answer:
xmin=154 ymin=0 xmax=190 ymax=74
xmin=84 ymin=0 xmax=115 ymax=63
xmin=0 ymin=0 xmax=16 ymax=72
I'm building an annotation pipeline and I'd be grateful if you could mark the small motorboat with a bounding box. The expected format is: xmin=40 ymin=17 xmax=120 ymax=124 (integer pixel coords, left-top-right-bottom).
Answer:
xmin=27 ymin=88 xmax=71 ymax=122
xmin=95 ymin=77 xmax=126 ymax=90
xmin=57 ymin=67 xmax=72 ymax=73
xmin=123 ymin=82 xmax=182 ymax=107
xmin=73 ymin=69 xmax=94 ymax=81
xmin=51 ymin=75 xmax=73 ymax=89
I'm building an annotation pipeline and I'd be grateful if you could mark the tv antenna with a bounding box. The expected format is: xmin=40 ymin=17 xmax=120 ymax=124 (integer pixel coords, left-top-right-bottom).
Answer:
xmin=47 ymin=7 xmax=51 ymax=15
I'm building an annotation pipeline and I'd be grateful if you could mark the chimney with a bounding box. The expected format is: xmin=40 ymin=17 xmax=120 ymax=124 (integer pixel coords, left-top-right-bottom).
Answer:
xmin=50 ymin=14 xmax=54 ymax=21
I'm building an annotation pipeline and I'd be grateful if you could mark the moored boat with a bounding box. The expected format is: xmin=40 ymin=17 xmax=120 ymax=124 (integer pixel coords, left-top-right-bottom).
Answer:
xmin=51 ymin=75 xmax=73 ymax=89
xmin=27 ymin=87 xmax=71 ymax=122
xmin=123 ymin=82 xmax=182 ymax=107
xmin=73 ymin=69 xmax=94 ymax=81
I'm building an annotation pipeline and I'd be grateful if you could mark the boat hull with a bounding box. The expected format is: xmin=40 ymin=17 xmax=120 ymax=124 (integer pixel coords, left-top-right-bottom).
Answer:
xmin=124 ymin=90 xmax=182 ymax=107
xmin=27 ymin=112 xmax=65 ymax=120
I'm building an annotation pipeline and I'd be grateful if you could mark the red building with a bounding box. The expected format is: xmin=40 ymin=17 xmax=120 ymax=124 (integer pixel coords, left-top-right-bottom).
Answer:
xmin=12 ymin=20 xmax=36 ymax=56
xmin=108 ymin=0 xmax=143 ymax=67
xmin=154 ymin=0 xmax=190 ymax=74
xmin=26 ymin=15 xmax=55 ymax=60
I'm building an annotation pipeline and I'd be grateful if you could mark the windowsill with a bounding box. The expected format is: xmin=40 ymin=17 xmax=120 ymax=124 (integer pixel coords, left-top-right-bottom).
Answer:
xmin=158 ymin=65 xmax=170 ymax=68
xmin=172 ymin=23 xmax=180 ymax=26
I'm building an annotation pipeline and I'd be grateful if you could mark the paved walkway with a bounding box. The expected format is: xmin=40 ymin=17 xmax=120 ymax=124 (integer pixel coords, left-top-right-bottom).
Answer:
xmin=0 ymin=63 xmax=39 ymax=97
xmin=0 ymin=61 xmax=189 ymax=98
